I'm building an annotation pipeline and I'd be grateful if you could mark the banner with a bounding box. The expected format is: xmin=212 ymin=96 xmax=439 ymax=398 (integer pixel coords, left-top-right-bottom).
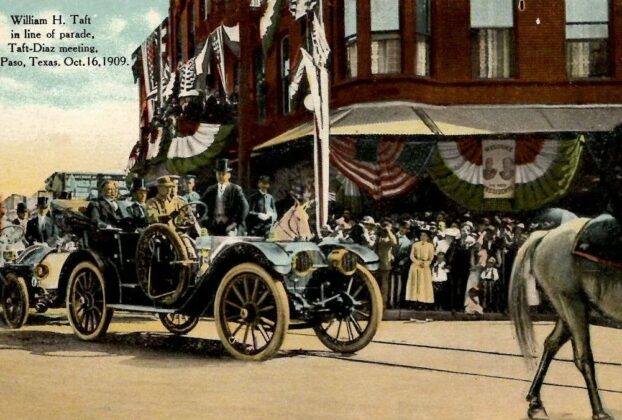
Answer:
xmin=482 ymin=139 xmax=516 ymax=199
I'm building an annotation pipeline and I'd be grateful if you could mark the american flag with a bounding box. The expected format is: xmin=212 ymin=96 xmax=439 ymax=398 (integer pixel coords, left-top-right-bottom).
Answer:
xmin=289 ymin=0 xmax=319 ymax=19
xmin=330 ymin=138 xmax=422 ymax=200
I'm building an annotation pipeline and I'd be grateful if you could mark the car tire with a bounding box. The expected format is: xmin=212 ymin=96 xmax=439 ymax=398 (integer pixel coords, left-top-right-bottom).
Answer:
xmin=1 ymin=273 xmax=29 ymax=329
xmin=215 ymin=263 xmax=289 ymax=361
xmin=313 ymin=264 xmax=383 ymax=353
xmin=66 ymin=261 xmax=113 ymax=341
xmin=158 ymin=313 xmax=200 ymax=335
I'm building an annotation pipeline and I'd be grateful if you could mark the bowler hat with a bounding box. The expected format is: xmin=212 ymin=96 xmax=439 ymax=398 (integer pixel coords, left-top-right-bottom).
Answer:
xmin=156 ymin=176 xmax=175 ymax=187
xmin=16 ymin=203 xmax=27 ymax=213
xmin=215 ymin=159 xmax=233 ymax=172
xmin=131 ymin=178 xmax=147 ymax=192
xmin=258 ymin=175 xmax=271 ymax=183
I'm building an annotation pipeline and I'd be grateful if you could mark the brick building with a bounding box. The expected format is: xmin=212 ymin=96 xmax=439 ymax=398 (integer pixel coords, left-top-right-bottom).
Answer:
xmin=130 ymin=0 xmax=622 ymax=214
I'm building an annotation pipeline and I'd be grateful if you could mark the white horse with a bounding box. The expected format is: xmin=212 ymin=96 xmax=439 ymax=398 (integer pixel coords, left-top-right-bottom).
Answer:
xmin=270 ymin=200 xmax=313 ymax=241
xmin=510 ymin=217 xmax=621 ymax=420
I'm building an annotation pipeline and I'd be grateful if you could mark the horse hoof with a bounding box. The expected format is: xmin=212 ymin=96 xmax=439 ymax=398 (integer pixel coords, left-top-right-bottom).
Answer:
xmin=528 ymin=407 xmax=549 ymax=419
xmin=592 ymin=413 xmax=614 ymax=420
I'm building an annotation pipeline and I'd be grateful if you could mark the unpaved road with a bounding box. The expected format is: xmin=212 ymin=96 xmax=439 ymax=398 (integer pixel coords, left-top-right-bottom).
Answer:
xmin=1 ymin=313 xmax=621 ymax=419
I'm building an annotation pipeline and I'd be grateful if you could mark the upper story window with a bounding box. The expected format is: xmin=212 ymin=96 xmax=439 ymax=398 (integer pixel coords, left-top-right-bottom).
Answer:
xmin=370 ymin=0 xmax=401 ymax=74
xmin=470 ymin=0 xmax=514 ymax=79
xmin=187 ymin=3 xmax=196 ymax=56
xmin=415 ymin=0 xmax=431 ymax=76
xmin=565 ymin=0 xmax=610 ymax=78
xmin=281 ymin=36 xmax=292 ymax=115
xmin=344 ymin=0 xmax=357 ymax=78
xmin=201 ymin=0 xmax=211 ymax=20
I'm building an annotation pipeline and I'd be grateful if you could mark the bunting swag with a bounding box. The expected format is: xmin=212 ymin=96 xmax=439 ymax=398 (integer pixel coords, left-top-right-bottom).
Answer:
xmin=260 ymin=0 xmax=285 ymax=53
xmin=166 ymin=124 xmax=235 ymax=175
xmin=330 ymin=137 xmax=435 ymax=200
xmin=428 ymin=137 xmax=584 ymax=211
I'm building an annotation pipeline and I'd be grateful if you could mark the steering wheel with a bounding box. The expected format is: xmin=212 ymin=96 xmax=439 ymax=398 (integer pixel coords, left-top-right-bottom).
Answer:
xmin=0 ymin=225 xmax=25 ymax=245
xmin=173 ymin=201 xmax=208 ymax=230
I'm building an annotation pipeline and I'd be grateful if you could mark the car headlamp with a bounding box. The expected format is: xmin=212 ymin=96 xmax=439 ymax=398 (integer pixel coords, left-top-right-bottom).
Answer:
xmin=34 ymin=263 xmax=49 ymax=279
xmin=327 ymin=249 xmax=358 ymax=276
xmin=292 ymin=251 xmax=315 ymax=277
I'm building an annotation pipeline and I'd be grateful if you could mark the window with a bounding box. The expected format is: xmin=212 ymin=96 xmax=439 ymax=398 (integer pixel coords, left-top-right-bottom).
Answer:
xmin=344 ymin=0 xmax=357 ymax=78
xmin=187 ymin=3 xmax=196 ymax=56
xmin=281 ymin=36 xmax=291 ymax=115
xmin=370 ymin=0 xmax=401 ymax=74
xmin=565 ymin=0 xmax=610 ymax=78
xmin=201 ymin=0 xmax=211 ymax=20
xmin=254 ymin=48 xmax=266 ymax=122
xmin=470 ymin=0 xmax=514 ymax=79
xmin=415 ymin=0 xmax=431 ymax=76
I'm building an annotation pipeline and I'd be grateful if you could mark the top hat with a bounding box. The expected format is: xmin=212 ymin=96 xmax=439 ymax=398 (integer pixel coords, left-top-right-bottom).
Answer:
xmin=258 ymin=175 xmax=271 ymax=183
xmin=131 ymin=178 xmax=147 ymax=192
xmin=37 ymin=196 xmax=49 ymax=207
xmin=16 ymin=203 xmax=27 ymax=213
xmin=156 ymin=176 xmax=175 ymax=187
xmin=215 ymin=159 xmax=233 ymax=172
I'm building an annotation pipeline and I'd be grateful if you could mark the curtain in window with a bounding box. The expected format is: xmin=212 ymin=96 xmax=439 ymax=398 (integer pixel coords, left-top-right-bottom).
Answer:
xmin=474 ymin=29 xmax=512 ymax=79
xmin=344 ymin=0 xmax=357 ymax=78
xmin=371 ymin=36 xmax=401 ymax=74
xmin=415 ymin=36 xmax=429 ymax=76
xmin=346 ymin=42 xmax=358 ymax=78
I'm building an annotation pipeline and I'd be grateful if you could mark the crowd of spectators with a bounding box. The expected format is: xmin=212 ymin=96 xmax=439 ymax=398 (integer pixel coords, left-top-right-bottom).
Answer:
xmin=322 ymin=209 xmax=533 ymax=314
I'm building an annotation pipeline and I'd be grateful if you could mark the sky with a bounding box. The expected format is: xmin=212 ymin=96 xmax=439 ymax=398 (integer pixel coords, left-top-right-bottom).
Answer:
xmin=0 ymin=0 xmax=169 ymax=197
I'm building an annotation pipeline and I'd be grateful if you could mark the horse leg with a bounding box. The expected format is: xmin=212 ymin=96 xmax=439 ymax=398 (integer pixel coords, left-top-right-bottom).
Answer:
xmin=562 ymin=300 xmax=612 ymax=420
xmin=526 ymin=319 xmax=571 ymax=419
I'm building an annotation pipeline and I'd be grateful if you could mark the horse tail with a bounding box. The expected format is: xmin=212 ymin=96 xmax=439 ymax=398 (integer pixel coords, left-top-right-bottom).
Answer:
xmin=509 ymin=230 xmax=548 ymax=365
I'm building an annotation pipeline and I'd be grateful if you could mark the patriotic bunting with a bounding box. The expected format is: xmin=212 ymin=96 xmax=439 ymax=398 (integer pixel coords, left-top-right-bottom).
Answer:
xmin=289 ymin=0 xmax=320 ymax=19
xmin=428 ymin=137 xmax=585 ymax=211
xmin=330 ymin=137 xmax=434 ymax=200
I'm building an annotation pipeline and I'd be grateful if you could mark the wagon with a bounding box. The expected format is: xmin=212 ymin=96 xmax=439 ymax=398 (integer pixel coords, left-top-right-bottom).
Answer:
xmin=6 ymin=200 xmax=383 ymax=361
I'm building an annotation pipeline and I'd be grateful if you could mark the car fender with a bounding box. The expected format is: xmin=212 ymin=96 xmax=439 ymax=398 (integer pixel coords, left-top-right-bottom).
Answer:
xmin=319 ymin=240 xmax=380 ymax=271
xmin=36 ymin=251 xmax=72 ymax=290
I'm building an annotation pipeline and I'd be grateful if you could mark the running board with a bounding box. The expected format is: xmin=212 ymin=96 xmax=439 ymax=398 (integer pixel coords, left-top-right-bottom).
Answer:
xmin=107 ymin=304 xmax=176 ymax=314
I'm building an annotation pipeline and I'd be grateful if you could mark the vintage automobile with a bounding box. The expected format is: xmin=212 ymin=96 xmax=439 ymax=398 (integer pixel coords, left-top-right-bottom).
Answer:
xmin=3 ymin=199 xmax=383 ymax=361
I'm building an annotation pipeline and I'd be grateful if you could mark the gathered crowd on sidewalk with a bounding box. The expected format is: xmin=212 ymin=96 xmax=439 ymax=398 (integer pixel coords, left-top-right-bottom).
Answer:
xmin=322 ymin=209 xmax=537 ymax=314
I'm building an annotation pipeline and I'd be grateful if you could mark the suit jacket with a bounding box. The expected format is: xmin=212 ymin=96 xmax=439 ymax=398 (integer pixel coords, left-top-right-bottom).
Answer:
xmin=26 ymin=215 xmax=57 ymax=245
xmin=87 ymin=198 xmax=122 ymax=228
xmin=246 ymin=190 xmax=277 ymax=235
xmin=201 ymin=183 xmax=249 ymax=228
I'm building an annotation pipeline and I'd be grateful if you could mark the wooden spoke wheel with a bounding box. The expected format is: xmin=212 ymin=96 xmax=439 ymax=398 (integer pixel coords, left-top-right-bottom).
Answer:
xmin=313 ymin=265 xmax=383 ymax=353
xmin=215 ymin=263 xmax=289 ymax=361
xmin=66 ymin=262 xmax=113 ymax=341
xmin=1 ymin=274 xmax=29 ymax=329
xmin=159 ymin=313 xmax=200 ymax=335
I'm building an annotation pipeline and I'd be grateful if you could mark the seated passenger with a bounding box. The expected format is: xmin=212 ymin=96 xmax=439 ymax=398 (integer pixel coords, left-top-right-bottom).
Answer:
xmin=87 ymin=180 xmax=123 ymax=229
xmin=124 ymin=177 xmax=148 ymax=228
xmin=146 ymin=176 xmax=186 ymax=225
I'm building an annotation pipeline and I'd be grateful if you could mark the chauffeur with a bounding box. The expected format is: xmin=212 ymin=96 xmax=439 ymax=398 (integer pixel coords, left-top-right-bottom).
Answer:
xmin=201 ymin=159 xmax=249 ymax=236
xmin=146 ymin=176 xmax=186 ymax=224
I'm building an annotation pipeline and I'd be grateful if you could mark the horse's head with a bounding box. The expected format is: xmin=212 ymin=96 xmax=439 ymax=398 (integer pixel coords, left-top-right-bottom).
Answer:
xmin=272 ymin=199 xmax=313 ymax=241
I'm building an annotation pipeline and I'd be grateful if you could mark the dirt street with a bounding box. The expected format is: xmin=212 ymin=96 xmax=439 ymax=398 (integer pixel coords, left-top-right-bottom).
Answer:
xmin=1 ymin=314 xmax=621 ymax=420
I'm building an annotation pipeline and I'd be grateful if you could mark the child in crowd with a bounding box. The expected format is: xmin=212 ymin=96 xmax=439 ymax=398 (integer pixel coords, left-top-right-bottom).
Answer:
xmin=432 ymin=252 xmax=449 ymax=310
xmin=480 ymin=256 xmax=500 ymax=312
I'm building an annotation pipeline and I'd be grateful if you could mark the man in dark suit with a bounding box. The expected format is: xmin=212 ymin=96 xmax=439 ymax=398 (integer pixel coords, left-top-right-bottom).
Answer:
xmin=125 ymin=178 xmax=148 ymax=228
xmin=201 ymin=159 xmax=249 ymax=236
xmin=12 ymin=202 xmax=29 ymax=230
xmin=26 ymin=197 xmax=57 ymax=245
xmin=246 ymin=175 xmax=277 ymax=237
xmin=87 ymin=180 xmax=123 ymax=229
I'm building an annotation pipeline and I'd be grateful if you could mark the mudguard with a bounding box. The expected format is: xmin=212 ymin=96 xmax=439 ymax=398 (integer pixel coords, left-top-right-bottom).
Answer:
xmin=209 ymin=238 xmax=292 ymax=274
xmin=36 ymin=250 xmax=72 ymax=290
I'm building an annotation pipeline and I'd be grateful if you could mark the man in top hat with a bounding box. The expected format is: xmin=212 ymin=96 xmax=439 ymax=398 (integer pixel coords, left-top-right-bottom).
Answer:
xmin=125 ymin=178 xmax=148 ymax=228
xmin=201 ymin=159 xmax=249 ymax=236
xmin=182 ymin=175 xmax=201 ymax=203
xmin=26 ymin=196 xmax=57 ymax=246
xmin=146 ymin=176 xmax=187 ymax=225
xmin=246 ymin=175 xmax=277 ymax=237
xmin=12 ymin=203 xmax=29 ymax=230
xmin=87 ymin=180 xmax=123 ymax=229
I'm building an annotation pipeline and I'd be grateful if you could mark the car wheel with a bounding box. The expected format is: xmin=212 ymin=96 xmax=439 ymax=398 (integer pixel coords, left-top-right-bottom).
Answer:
xmin=313 ymin=264 xmax=383 ymax=353
xmin=1 ymin=274 xmax=29 ymax=329
xmin=66 ymin=261 xmax=113 ymax=341
xmin=215 ymin=263 xmax=289 ymax=361
xmin=158 ymin=313 xmax=200 ymax=335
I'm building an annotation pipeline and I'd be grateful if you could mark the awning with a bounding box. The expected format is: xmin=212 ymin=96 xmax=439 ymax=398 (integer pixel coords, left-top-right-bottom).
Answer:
xmin=422 ymin=104 xmax=622 ymax=135
xmin=253 ymin=102 xmax=622 ymax=151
